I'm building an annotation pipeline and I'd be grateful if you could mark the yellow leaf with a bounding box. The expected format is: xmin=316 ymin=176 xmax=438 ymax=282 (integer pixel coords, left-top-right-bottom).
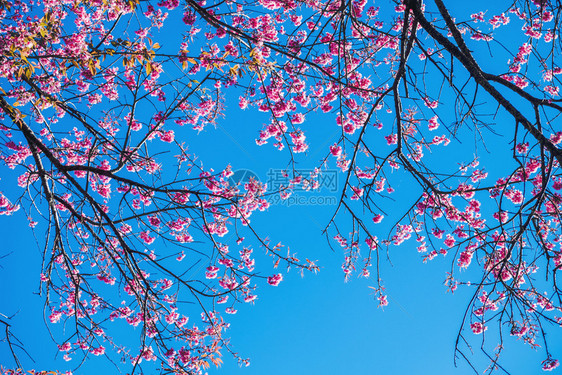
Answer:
xmin=89 ymin=64 xmax=96 ymax=76
xmin=210 ymin=355 xmax=223 ymax=367
xmin=229 ymin=64 xmax=240 ymax=76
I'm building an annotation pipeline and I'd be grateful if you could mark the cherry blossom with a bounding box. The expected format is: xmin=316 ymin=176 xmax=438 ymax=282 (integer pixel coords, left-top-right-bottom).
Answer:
xmin=2 ymin=0 xmax=562 ymax=373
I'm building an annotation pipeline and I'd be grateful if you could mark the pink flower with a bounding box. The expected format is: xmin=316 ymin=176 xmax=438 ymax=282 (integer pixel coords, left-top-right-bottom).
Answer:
xmin=365 ymin=236 xmax=378 ymax=250
xmin=350 ymin=186 xmax=364 ymax=200
xmin=423 ymin=97 xmax=438 ymax=108
xmin=267 ymin=273 xmax=283 ymax=286
xmin=542 ymin=11 xmax=554 ymax=22
xmin=510 ymin=323 xmax=529 ymax=337
xmin=493 ymin=211 xmax=509 ymax=223
xmin=140 ymin=231 xmax=155 ymax=244
xmin=97 ymin=273 xmax=116 ymax=285
xmin=330 ymin=144 xmax=342 ymax=157
xmin=140 ymin=346 xmax=157 ymax=361
xmin=514 ymin=76 xmax=529 ymax=89
xmin=148 ymin=215 xmax=161 ymax=227
xmin=545 ymin=85 xmax=559 ymax=96
xmin=218 ymin=258 xmax=234 ymax=268
xmin=550 ymin=131 xmax=562 ymax=145
xmin=291 ymin=113 xmax=305 ymax=124
xmin=164 ymin=311 xmax=180 ymax=324
xmin=542 ymin=358 xmax=560 ymax=371
xmin=239 ymin=96 xmax=249 ymax=109
xmin=90 ymin=346 xmax=106 ymax=356
xmin=217 ymin=296 xmax=229 ymax=304
xmin=471 ymin=12 xmax=484 ymax=22
xmin=428 ymin=115 xmax=439 ymax=130
xmin=470 ymin=322 xmax=487 ymax=334
xmin=176 ymin=233 xmax=193 ymax=243
xmin=385 ymin=133 xmax=397 ymax=145
xmin=159 ymin=130 xmax=175 ymax=143
xmin=444 ymin=234 xmax=456 ymax=247
xmin=515 ymin=142 xmax=529 ymax=154
xmin=506 ymin=189 xmax=524 ymax=204
xmin=119 ymin=224 xmax=132 ymax=234
xmin=205 ymin=266 xmax=219 ymax=279
xmin=458 ymin=250 xmax=473 ymax=268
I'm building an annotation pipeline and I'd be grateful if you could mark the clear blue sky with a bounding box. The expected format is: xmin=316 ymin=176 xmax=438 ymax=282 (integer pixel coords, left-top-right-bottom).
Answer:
xmin=1 ymin=1 xmax=560 ymax=374
xmin=1 ymin=98 xmax=559 ymax=375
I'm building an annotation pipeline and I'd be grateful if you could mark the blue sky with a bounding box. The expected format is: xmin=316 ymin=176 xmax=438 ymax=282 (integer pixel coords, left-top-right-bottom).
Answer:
xmin=1 ymin=0 xmax=561 ymax=374
xmin=1 ymin=96 xmax=559 ymax=374
xmin=1 ymin=194 xmax=557 ymax=374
